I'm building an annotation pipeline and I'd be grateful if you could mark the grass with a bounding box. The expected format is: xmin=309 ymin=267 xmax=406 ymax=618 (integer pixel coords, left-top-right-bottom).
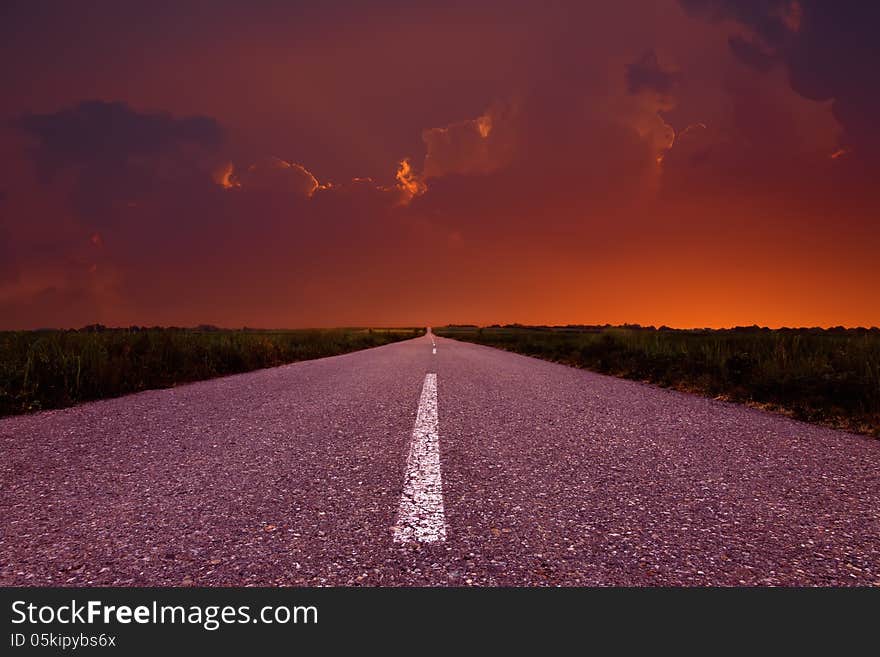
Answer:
xmin=435 ymin=325 xmax=880 ymax=437
xmin=0 ymin=326 xmax=424 ymax=416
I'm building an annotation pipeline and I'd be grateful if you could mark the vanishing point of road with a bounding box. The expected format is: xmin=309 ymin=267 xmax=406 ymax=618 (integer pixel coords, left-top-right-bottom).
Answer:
xmin=2 ymin=330 xmax=879 ymax=586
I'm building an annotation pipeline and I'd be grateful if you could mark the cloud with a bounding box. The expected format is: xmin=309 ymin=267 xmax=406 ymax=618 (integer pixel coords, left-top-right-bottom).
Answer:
xmin=421 ymin=103 xmax=516 ymax=180
xmin=623 ymin=51 xmax=681 ymax=165
xmin=212 ymin=161 xmax=240 ymax=190
xmin=727 ymin=34 xmax=776 ymax=72
xmin=16 ymin=101 xmax=224 ymax=227
xmin=237 ymin=157 xmax=320 ymax=198
xmin=378 ymin=103 xmax=519 ymax=206
xmin=214 ymin=154 xmax=420 ymax=207
xmin=209 ymin=103 xmax=519 ymax=209
xmin=626 ymin=50 xmax=680 ymax=100
xmin=679 ymin=1 xmax=880 ymax=158
xmin=394 ymin=158 xmax=427 ymax=203
xmin=679 ymin=0 xmax=798 ymax=43
xmin=18 ymin=100 xmax=222 ymax=178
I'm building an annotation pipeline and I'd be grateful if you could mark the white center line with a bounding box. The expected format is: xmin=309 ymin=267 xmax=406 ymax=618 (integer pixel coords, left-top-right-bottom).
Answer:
xmin=392 ymin=373 xmax=446 ymax=544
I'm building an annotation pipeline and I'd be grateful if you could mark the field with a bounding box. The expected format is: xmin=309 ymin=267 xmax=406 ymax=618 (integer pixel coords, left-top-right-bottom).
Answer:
xmin=435 ymin=325 xmax=880 ymax=437
xmin=0 ymin=326 xmax=424 ymax=417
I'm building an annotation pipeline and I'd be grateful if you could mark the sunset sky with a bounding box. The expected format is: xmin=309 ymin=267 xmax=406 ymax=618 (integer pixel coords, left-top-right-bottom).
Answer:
xmin=2 ymin=1 xmax=878 ymax=329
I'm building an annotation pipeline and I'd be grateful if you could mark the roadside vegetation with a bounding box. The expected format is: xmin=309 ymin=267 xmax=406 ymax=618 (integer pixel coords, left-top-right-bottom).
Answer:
xmin=436 ymin=325 xmax=880 ymax=437
xmin=0 ymin=326 xmax=424 ymax=416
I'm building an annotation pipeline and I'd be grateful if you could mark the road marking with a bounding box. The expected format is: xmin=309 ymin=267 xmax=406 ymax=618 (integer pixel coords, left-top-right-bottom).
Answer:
xmin=393 ymin=373 xmax=446 ymax=544
xmin=432 ymin=347 xmax=437 ymax=354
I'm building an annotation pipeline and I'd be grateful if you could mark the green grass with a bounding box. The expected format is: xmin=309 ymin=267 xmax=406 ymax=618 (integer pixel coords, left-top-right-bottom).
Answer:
xmin=435 ymin=325 xmax=880 ymax=437
xmin=0 ymin=326 xmax=424 ymax=416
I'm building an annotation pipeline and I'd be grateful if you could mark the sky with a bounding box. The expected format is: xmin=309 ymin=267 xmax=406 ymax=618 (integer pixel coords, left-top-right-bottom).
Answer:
xmin=1 ymin=0 xmax=878 ymax=329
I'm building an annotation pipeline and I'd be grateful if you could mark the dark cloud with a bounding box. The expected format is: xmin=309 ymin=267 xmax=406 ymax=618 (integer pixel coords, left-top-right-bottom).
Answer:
xmin=679 ymin=1 xmax=880 ymax=157
xmin=18 ymin=100 xmax=222 ymax=177
xmin=17 ymin=101 xmax=223 ymax=226
xmin=727 ymin=35 xmax=776 ymax=72
xmin=626 ymin=50 xmax=680 ymax=98
xmin=679 ymin=0 xmax=795 ymax=44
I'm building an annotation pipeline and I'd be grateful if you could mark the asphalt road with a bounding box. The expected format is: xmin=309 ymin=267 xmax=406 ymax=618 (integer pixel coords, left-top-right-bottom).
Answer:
xmin=2 ymin=330 xmax=879 ymax=586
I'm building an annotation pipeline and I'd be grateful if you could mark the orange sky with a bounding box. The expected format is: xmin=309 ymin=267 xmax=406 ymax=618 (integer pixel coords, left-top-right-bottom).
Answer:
xmin=1 ymin=1 xmax=878 ymax=329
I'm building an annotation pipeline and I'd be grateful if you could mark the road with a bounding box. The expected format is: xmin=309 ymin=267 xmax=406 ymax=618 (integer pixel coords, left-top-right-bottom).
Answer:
xmin=2 ymin=330 xmax=879 ymax=586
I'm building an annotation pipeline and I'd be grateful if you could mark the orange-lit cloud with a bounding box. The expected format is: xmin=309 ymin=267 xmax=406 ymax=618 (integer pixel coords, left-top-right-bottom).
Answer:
xmin=625 ymin=50 xmax=680 ymax=165
xmin=241 ymin=157 xmax=320 ymax=197
xmin=215 ymin=156 xmax=321 ymax=198
xmin=394 ymin=157 xmax=426 ymax=203
xmin=212 ymin=161 xmax=240 ymax=189
xmin=227 ymin=104 xmax=520 ymax=208
xmin=421 ymin=104 xmax=514 ymax=180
